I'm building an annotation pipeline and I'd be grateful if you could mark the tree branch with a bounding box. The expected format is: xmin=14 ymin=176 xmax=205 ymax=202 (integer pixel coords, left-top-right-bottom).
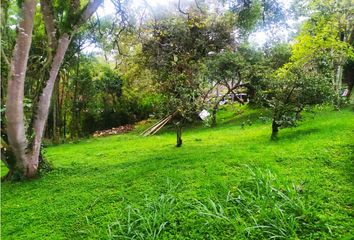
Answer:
xmin=73 ymin=0 xmax=104 ymax=33
xmin=194 ymin=0 xmax=205 ymax=14
xmin=1 ymin=47 xmax=10 ymax=66
xmin=30 ymin=0 xmax=104 ymax=167
xmin=178 ymin=0 xmax=189 ymax=18
xmin=40 ymin=0 xmax=57 ymax=50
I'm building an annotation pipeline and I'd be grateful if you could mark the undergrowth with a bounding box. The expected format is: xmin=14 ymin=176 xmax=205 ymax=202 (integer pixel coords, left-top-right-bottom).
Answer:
xmin=108 ymin=183 xmax=177 ymax=239
xmin=107 ymin=167 xmax=330 ymax=239
xmin=195 ymin=167 xmax=323 ymax=239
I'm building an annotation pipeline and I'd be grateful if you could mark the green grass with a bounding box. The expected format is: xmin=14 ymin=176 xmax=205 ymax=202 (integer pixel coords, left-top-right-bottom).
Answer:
xmin=1 ymin=105 xmax=354 ymax=239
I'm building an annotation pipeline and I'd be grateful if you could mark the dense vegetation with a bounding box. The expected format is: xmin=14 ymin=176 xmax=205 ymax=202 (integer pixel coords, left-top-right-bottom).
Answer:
xmin=2 ymin=106 xmax=353 ymax=239
xmin=1 ymin=0 xmax=353 ymax=238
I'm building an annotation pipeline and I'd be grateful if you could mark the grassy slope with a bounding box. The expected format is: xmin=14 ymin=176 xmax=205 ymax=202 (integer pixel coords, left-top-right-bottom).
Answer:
xmin=1 ymin=106 xmax=353 ymax=239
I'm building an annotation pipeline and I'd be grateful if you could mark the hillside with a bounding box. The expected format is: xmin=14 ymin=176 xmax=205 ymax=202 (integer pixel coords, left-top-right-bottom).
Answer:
xmin=1 ymin=106 xmax=353 ymax=239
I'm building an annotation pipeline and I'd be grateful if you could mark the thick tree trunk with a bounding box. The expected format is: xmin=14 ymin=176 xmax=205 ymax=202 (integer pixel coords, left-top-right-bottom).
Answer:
xmin=31 ymin=35 xmax=71 ymax=169
xmin=5 ymin=0 xmax=37 ymax=177
xmin=5 ymin=0 xmax=103 ymax=179
xmin=271 ymin=120 xmax=279 ymax=140
xmin=30 ymin=0 xmax=103 ymax=171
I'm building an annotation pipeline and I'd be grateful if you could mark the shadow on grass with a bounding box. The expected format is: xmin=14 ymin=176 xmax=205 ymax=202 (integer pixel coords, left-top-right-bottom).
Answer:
xmin=276 ymin=128 xmax=321 ymax=141
xmin=221 ymin=111 xmax=271 ymax=126
xmin=340 ymin=143 xmax=354 ymax=186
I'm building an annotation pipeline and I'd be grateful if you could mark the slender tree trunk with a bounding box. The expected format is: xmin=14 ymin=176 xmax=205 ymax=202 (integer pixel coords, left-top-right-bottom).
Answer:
xmin=72 ymin=64 xmax=80 ymax=139
xmin=176 ymin=124 xmax=182 ymax=147
xmin=58 ymin=76 xmax=64 ymax=140
xmin=53 ymin=80 xmax=59 ymax=143
xmin=63 ymin=109 xmax=67 ymax=140
xmin=211 ymin=106 xmax=218 ymax=127
xmin=335 ymin=63 xmax=344 ymax=107
xmin=5 ymin=0 xmax=36 ymax=177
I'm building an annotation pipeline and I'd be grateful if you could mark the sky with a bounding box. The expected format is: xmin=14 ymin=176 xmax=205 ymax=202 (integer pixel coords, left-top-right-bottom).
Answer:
xmin=96 ymin=0 xmax=299 ymax=48
xmin=97 ymin=0 xmax=192 ymax=16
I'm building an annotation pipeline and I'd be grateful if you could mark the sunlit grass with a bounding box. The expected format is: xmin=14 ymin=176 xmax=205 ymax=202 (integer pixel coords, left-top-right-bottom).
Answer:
xmin=1 ymin=105 xmax=353 ymax=239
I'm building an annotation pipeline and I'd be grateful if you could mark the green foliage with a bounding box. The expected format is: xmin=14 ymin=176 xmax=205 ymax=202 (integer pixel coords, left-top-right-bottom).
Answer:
xmin=206 ymin=50 xmax=246 ymax=83
xmin=235 ymin=0 xmax=262 ymax=34
xmin=53 ymin=0 xmax=82 ymax=33
xmin=226 ymin=0 xmax=287 ymax=34
xmin=292 ymin=18 xmax=353 ymax=68
xmin=260 ymin=62 xmax=332 ymax=136
xmin=264 ymin=43 xmax=292 ymax=69
xmin=70 ymin=61 xmax=155 ymax=135
xmin=97 ymin=67 xmax=123 ymax=98
xmin=142 ymin=11 xmax=235 ymax=120
xmin=290 ymin=0 xmax=354 ymax=105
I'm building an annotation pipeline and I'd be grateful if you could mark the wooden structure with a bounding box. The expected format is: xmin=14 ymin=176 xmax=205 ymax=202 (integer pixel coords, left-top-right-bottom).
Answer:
xmin=140 ymin=114 xmax=173 ymax=136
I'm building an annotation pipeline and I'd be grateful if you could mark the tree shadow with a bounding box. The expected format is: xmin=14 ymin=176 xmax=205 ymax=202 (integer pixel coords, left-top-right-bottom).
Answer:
xmin=339 ymin=143 xmax=354 ymax=186
xmin=221 ymin=111 xmax=270 ymax=127
xmin=275 ymin=128 xmax=321 ymax=141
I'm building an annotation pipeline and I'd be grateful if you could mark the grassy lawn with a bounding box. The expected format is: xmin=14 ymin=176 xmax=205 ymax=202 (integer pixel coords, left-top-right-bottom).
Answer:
xmin=1 ymin=105 xmax=353 ymax=239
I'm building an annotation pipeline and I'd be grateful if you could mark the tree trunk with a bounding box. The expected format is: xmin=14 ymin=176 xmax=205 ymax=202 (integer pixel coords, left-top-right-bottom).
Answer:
xmin=71 ymin=84 xmax=79 ymax=139
xmin=31 ymin=35 xmax=71 ymax=170
xmin=52 ymin=80 xmax=59 ymax=143
xmin=271 ymin=120 xmax=279 ymax=140
xmin=335 ymin=63 xmax=344 ymax=107
xmin=176 ymin=124 xmax=182 ymax=147
xmin=30 ymin=0 xmax=103 ymax=169
xmin=211 ymin=106 xmax=218 ymax=127
xmin=5 ymin=0 xmax=37 ymax=178
xmin=5 ymin=0 xmax=103 ymax=179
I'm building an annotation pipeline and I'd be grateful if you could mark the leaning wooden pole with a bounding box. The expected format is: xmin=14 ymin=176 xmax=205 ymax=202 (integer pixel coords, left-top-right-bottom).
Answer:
xmin=140 ymin=115 xmax=170 ymax=136
xmin=143 ymin=115 xmax=172 ymax=136
xmin=141 ymin=110 xmax=178 ymax=137
xmin=148 ymin=115 xmax=173 ymax=136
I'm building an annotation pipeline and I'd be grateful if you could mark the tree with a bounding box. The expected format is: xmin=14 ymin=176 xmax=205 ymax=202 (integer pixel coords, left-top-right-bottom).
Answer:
xmin=141 ymin=10 xmax=234 ymax=146
xmin=290 ymin=0 xmax=354 ymax=106
xmin=204 ymin=50 xmax=249 ymax=126
xmin=4 ymin=0 xmax=103 ymax=179
xmin=260 ymin=62 xmax=331 ymax=139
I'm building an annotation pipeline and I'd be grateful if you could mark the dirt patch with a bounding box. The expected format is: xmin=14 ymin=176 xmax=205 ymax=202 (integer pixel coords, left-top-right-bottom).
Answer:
xmin=93 ymin=124 xmax=134 ymax=137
